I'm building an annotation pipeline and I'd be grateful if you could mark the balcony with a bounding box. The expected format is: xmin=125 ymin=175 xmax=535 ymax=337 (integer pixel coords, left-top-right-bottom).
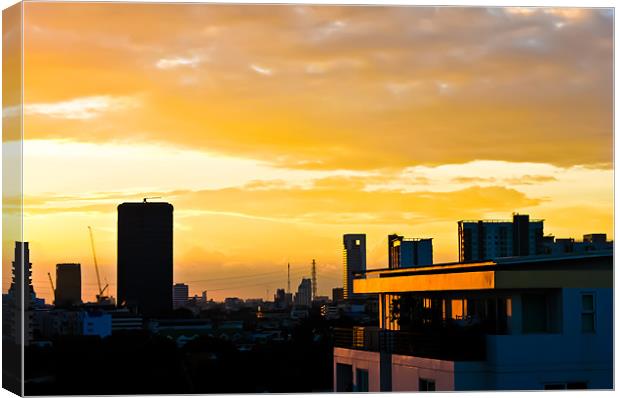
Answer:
xmin=333 ymin=326 xmax=486 ymax=361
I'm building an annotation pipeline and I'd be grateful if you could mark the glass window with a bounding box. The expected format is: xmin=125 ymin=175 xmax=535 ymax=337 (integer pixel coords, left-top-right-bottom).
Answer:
xmin=582 ymin=294 xmax=594 ymax=312
xmin=419 ymin=378 xmax=436 ymax=391
xmin=581 ymin=293 xmax=595 ymax=333
xmin=356 ymin=368 xmax=369 ymax=392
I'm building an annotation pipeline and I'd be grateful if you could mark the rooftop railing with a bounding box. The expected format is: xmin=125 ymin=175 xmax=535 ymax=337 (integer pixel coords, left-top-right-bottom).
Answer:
xmin=333 ymin=326 xmax=486 ymax=361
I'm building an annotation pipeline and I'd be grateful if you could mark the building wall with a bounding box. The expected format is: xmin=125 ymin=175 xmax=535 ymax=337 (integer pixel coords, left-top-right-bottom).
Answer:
xmin=458 ymin=218 xmax=544 ymax=261
xmin=333 ymin=347 xmax=381 ymax=392
xmin=483 ymin=288 xmax=612 ymax=390
xmin=117 ymin=202 xmax=173 ymax=317
xmin=391 ymin=354 xmax=455 ymax=391
xmin=55 ymin=263 xmax=81 ymax=307
xmin=343 ymin=234 xmax=366 ymax=299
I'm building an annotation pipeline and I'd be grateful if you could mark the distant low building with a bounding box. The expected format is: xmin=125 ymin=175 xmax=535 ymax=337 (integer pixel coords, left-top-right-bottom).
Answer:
xmin=332 ymin=287 xmax=344 ymax=304
xmin=109 ymin=309 xmax=144 ymax=333
xmin=313 ymin=296 xmax=330 ymax=305
xmin=36 ymin=310 xmax=111 ymax=338
xmin=80 ymin=311 xmax=112 ymax=337
xmin=542 ymin=234 xmax=613 ymax=255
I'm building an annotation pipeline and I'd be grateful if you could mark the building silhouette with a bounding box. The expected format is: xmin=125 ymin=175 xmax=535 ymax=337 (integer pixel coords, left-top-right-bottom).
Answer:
xmin=388 ymin=235 xmax=433 ymax=268
xmin=542 ymin=233 xmax=613 ymax=255
xmin=332 ymin=287 xmax=344 ymax=304
xmin=343 ymin=234 xmax=366 ymax=299
xmin=458 ymin=214 xmax=544 ymax=262
xmin=294 ymin=278 xmax=312 ymax=307
xmin=172 ymin=283 xmax=189 ymax=309
xmin=117 ymin=201 xmax=173 ymax=317
xmin=54 ymin=263 xmax=81 ymax=307
xmin=5 ymin=242 xmax=36 ymax=346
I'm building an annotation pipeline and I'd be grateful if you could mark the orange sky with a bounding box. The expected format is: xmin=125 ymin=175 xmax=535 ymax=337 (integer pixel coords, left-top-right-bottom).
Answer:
xmin=2 ymin=3 xmax=614 ymax=303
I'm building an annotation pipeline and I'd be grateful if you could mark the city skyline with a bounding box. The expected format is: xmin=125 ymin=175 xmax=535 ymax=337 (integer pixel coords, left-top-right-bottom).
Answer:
xmin=3 ymin=4 xmax=613 ymax=302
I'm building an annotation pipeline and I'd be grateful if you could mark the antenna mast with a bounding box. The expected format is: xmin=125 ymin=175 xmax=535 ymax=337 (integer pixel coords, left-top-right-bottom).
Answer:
xmin=287 ymin=263 xmax=291 ymax=294
xmin=311 ymin=259 xmax=317 ymax=300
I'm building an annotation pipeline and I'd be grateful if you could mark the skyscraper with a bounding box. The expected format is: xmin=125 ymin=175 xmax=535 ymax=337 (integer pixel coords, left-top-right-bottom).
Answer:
xmin=458 ymin=213 xmax=544 ymax=262
xmin=172 ymin=283 xmax=189 ymax=309
xmin=388 ymin=235 xmax=433 ymax=269
xmin=342 ymin=234 xmax=366 ymax=300
xmin=54 ymin=263 xmax=81 ymax=307
xmin=117 ymin=201 xmax=173 ymax=317
xmin=294 ymin=278 xmax=312 ymax=307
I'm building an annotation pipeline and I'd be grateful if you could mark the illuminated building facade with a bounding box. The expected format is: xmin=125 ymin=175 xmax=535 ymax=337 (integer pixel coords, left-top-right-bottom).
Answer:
xmin=388 ymin=235 xmax=433 ymax=268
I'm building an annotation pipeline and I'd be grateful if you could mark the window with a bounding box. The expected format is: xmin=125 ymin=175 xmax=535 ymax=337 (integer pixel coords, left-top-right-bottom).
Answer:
xmin=581 ymin=293 xmax=595 ymax=333
xmin=451 ymin=299 xmax=466 ymax=320
xmin=356 ymin=368 xmax=369 ymax=392
xmin=336 ymin=363 xmax=353 ymax=392
xmin=419 ymin=378 xmax=436 ymax=391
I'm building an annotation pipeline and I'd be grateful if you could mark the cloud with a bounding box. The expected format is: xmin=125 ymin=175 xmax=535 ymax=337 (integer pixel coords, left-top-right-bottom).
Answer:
xmin=504 ymin=174 xmax=558 ymax=185
xmin=250 ymin=64 xmax=273 ymax=76
xmin=156 ymin=55 xmax=202 ymax=69
xmin=25 ymin=183 xmax=542 ymax=225
xmin=452 ymin=176 xmax=497 ymax=184
xmin=22 ymin=4 xmax=612 ymax=170
xmin=24 ymin=95 xmax=138 ymax=120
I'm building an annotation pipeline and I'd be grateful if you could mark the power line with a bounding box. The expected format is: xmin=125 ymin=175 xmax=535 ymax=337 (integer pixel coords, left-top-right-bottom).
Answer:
xmin=182 ymin=264 xmax=309 ymax=283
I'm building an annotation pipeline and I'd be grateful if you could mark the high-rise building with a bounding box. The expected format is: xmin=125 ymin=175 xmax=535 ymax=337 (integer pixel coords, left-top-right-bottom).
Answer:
xmin=458 ymin=214 xmax=544 ymax=262
xmin=117 ymin=201 xmax=173 ymax=317
xmin=54 ymin=263 xmax=82 ymax=307
xmin=201 ymin=290 xmax=208 ymax=302
xmin=343 ymin=234 xmax=366 ymax=300
xmin=5 ymin=242 xmax=36 ymax=346
xmin=388 ymin=235 xmax=433 ymax=268
xmin=172 ymin=283 xmax=189 ymax=309
xmin=294 ymin=278 xmax=312 ymax=307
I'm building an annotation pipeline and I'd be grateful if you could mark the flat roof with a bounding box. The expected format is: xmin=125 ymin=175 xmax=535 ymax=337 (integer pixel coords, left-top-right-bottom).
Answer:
xmin=353 ymin=251 xmax=612 ymax=294
xmin=458 ymin=219 xmax=544 ymax=223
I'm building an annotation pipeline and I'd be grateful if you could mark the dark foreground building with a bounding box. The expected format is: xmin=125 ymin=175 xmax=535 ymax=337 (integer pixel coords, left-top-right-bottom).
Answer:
xmin=117 ymin=201 xmax=173 ymax=317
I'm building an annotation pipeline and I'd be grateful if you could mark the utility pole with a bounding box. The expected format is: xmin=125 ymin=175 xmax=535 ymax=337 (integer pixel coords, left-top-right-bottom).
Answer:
xmin=311 ymin=259 xmax=317 ymax=300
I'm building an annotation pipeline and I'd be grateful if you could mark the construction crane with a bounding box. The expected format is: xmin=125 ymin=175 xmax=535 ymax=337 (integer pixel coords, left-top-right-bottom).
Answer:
xmin=47 ymin=272 xmax=55 ymax=303
xmin=88 ymin=226 xmax=109 ymax=303
xmin=143 ymin=196 xmax=162 ymax=203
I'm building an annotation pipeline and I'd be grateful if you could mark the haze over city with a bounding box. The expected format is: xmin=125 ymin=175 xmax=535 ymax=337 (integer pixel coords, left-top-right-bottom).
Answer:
xmin=3 ymin=4 xmax=613 ymax=302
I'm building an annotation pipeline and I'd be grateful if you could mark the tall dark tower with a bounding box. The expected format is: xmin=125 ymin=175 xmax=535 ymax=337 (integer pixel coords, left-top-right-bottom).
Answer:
xmin=54 ymin=263 xmax=81 ymax=307
xmin=342 ymin=234 xmax=366 ymax=300
xmin=117 ymin=201 xmax=173 ymax=317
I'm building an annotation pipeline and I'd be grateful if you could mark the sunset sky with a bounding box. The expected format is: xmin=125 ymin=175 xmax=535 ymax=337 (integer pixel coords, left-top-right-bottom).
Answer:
xmin=3 ymin=3 xmax=613 ymax=302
